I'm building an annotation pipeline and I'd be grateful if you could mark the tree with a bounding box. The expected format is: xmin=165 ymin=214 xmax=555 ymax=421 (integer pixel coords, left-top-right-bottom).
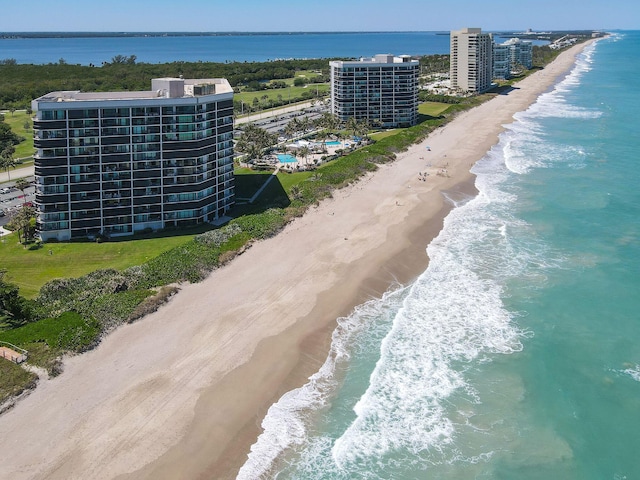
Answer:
xmin=317 ymin=112 xmax=340 ymax=132
xmin=0 ymin=271 xmax=34 ymax=327
xmin=356 ymin=119 xmax=370 ymax=139
xmin=7 ymin=204 xmax=35 ymax=244
xmin=14 ymin=177 xmax=30 ymax=204
xmin=298 ymin=145 xmax=311 ymax=166
xmin=0 ymin=145 xmax=17 ymax=180
xmin=285 ymin=117 xmax=304 ymax=138
xmin=235 ymin=124 xmax=277 ymax=162
xmin=345 ymin=116 xmax=361 ymax=138
xmin=298 ymin=116 xmax=310 ymax=133
xmin=110 ymin=54 xmax=137 ymax=65
xmin=289 ymin=185 xmax=303 ymax=201
xmin=0 ymin=121 xmax=22 ymax=150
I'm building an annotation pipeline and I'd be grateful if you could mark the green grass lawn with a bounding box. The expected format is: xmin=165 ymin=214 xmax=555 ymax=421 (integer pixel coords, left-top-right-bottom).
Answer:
xmin=369 ymin=129 xmax=400 ymax=141
xmin=2 ymin=110 xmax=35 ymax=160
xmin=234 ymin=84 xmax=329 ymax=107
xmin=0 ymin=230 xmax=199 ymax=298
xmin=418 ymin=101 xmax=451 ymax=117
xmin=277 ymin=170 xmax=313 ymax=192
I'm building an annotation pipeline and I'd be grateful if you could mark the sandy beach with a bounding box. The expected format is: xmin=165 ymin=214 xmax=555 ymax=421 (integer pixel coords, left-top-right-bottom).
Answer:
xmin=0 ymin=41 xmax=592 ymax=480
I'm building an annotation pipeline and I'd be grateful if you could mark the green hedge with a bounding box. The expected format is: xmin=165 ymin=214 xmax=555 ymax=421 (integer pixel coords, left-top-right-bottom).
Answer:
xmin=0 ymin=311 xmax=100 ymax=353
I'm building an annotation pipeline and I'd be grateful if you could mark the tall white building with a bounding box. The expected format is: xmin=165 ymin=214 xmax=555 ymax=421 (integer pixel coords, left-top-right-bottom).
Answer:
xmin=32 ymin=78 xmax=235 ymax=241
xmin=330 ymin=54 xmax=419 ymax=128
xmin=450 ymin=28 xmax=493 ymax=93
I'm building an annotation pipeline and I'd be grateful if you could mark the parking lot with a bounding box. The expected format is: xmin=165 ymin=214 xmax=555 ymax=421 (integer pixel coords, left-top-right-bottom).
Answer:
xmin=235 ymin=101 xmax=329 ymax=138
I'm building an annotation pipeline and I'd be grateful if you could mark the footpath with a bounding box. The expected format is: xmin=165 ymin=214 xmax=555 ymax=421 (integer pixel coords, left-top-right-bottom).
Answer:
xmin=0 ymin=165 xmax=34 ymax=184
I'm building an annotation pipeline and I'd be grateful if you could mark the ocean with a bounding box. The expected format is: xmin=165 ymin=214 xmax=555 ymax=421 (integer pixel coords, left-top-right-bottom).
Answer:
xmin=237 ymin=32 xmax=640 ymax=479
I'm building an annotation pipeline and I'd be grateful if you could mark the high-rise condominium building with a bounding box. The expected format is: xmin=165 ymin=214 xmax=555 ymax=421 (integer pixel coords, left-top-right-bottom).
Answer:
xmin=493 ymin=37 xmax=534 ymax=80
xmin=330 ymin=54 xmax=419 ymax=128
xmin=450 ymin=28 xmax=493 ymax=93
xmin=32 ymin=78 xmax=234 ymax=241
xmin=493 ymin=43 xmax=511 ymax=80
xmin=504 ymin=37 xmax=533 ymax=69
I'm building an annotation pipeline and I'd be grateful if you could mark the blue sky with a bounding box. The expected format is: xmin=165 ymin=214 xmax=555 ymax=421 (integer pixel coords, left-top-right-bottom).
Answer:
xmin=1 ymin=0 xmax=636 ymax=32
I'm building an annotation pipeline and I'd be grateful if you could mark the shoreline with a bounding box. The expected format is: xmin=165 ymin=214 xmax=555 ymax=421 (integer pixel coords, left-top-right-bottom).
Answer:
xmin=0 ymin=41 xmax=594 ymax=480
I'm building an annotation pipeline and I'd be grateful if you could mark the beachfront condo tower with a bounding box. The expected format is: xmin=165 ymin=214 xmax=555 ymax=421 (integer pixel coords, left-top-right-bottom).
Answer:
xmin=493 ymin=37 xmax=534 ymax=79
xmin=329 ymin=54 xmax=419 ymax=128
xmin=31 ymin=78 xmax=235 ymax=241
xmin=450 ymin=28 xmax=493 ymax=93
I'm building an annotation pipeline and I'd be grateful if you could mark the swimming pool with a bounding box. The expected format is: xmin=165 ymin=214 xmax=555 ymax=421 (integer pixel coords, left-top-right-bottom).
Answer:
xmin=325 ymin=141 xmax=341 ymax=146
xmin=277 ymin=154 xmax=297 ymax=163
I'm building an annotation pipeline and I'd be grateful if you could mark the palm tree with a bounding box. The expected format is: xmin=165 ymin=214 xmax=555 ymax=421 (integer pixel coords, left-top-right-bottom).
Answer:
xmin=14 ymin=177 xmax=30 ymax=204
xmin=298 ymin=116 xmax=310 ymax=133
xmin=345 ymin=116 xmax=359 ymax=139
xmin=315 ymin=128 xmax=329 ymax=153
xmin=287 ymin=117 xmax=302 ymax=137
xmin=356 ymin=119 xmax=371 ymax=140
xmin=1 ymin=146 xmax=17 ymax=180
xmin=298 ymin=145 xmax=311 ymax=166
xmin=284 ymin=120 xmax=297 ymax=139
xmin=289 ymin=185 xmax=303 ymax=201
xmin=318 ymin=112 xmax=340 ymax=132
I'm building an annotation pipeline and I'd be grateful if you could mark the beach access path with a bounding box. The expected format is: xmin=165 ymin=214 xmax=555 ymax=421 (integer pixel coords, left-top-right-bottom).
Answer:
xmin=0 ymin=41 xmax=594 ymax=480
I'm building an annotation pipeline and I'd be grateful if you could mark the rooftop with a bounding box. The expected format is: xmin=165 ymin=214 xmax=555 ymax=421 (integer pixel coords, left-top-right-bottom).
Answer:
xmin=34 ymin=77 xmax=233 ymax=104
xmin=330 ymin=54 xmax=418 ymax=67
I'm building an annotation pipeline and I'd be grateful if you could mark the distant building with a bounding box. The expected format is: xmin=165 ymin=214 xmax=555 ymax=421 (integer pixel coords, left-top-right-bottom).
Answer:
xmin=504 ymin=37 xmax=533 ymax=70
xmin=32 ymin=78 xmax=235 ymax=241
xmin=450 ymin=28 xmax=493 ymax=93
xmin=492 ymin=37 xmax=533 ymax=79
xmin=330 ymin=54 xmax=419 ymax=128
xmin=493 ymin=42 xmax=511 ymax=80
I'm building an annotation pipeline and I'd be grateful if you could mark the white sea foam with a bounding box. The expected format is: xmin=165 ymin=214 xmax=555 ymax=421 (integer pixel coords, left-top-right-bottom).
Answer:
xmin=236 ymin=287 xmax=408 ymax=480
xmin=520 ymin=40 xmax=603 ymax=122
xmin=620 ymin=365 xmax=640 ymax=382
xmin=238 ymin=39 xmax=605 ymax=479
xmin=328 ymin=147 xmax=544 ymax=471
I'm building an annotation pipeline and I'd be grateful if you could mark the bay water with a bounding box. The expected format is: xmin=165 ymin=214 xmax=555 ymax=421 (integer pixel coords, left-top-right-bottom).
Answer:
xmin=238 ymin=32 xmax=640 ymax=480
xmin=0 ymin=32 xmax=547 ymax=65
xmin=0 ymin=32 xmax=451 ymax=65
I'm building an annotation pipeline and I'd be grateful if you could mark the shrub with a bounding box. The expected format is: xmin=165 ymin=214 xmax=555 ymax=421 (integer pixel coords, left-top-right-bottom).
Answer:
xmin=230 ymin=209 xmax=288 ymax=240
xmin=0 ymin=311 xmax=101 ymax=354
xmin=127 ymin=285 xmax=179 ymax=323
xmin=194 ymin=223 xmax=242 ymax=247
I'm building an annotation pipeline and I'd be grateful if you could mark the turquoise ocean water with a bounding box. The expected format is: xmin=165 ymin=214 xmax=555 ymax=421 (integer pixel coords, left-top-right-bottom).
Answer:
xmin=238 ymin=32 xmax=640 ymax=480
